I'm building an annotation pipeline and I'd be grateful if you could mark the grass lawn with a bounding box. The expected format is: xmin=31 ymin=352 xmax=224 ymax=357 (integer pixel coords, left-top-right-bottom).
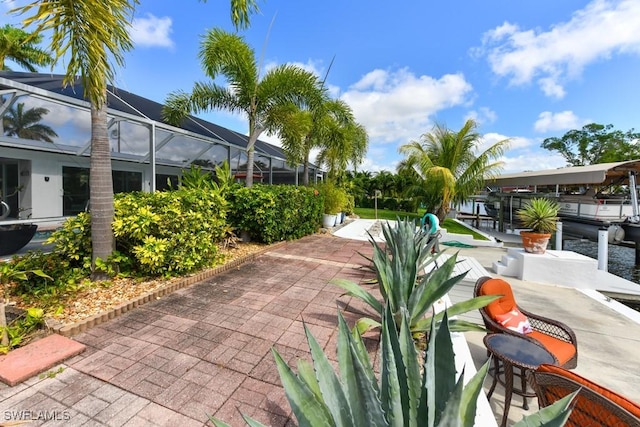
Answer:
xmin=353 ymin=207 xmax=489 ymax=241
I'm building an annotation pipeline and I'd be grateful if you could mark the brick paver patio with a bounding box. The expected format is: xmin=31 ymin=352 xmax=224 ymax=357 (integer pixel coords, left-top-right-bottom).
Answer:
xmin=0 ymin=235 xmax=379 ymax=426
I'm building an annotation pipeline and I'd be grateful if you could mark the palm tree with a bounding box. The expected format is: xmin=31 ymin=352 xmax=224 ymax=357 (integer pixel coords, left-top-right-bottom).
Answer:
xmin=15 ymin=0 xmax=135 ymax=278
xmin=399 ymin=119 xmax=509 ymax=220
xmin=163 ymin=28 xmax=320 ymax=188
xmin=3 ymin=102 xmax=58 ymax=142
xmin=315 ymin=107 xmax=368 ymax=182
xmin=15 ymin=1 xmax=258 ymax=278
xmin=281 ymin=96 xmax=366 ymax=186
xmin=0 ymin=24 xmax=53 ymax=71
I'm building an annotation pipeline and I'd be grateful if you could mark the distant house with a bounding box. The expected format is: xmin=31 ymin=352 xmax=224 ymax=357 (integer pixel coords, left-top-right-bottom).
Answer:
xmin=0 ymin=71 xmax=323 ymax=226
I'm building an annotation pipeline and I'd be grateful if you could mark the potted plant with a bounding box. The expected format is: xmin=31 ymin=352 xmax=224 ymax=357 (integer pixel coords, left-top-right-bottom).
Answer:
xmin=320 ymin=183 xmax=346 ymax=228
xmin=516 ymin=197 xmax=560 ymax=254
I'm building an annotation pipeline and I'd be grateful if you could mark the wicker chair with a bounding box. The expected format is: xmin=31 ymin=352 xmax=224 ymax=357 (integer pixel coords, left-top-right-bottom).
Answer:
xmin=474 ymin=276 xmax=578 ymax=369
xmin=528 ymin=364 xmax=640 ymax=427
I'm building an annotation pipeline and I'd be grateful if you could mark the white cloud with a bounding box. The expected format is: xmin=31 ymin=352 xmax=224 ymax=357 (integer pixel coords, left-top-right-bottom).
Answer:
xmin=501 ymin=152 xmax=568 ymax=173
xmin=476 ymin=0 xmax=640 ymax=98
xmin=534 ymin=110 xmax=589 ymax=133
xmin=131 ymin=14 xmax=173 ymax=48
xmin=341 ymin=68 xmax=473 ymax=143
xmin=466 ymin=107 xmax=497 ymax=125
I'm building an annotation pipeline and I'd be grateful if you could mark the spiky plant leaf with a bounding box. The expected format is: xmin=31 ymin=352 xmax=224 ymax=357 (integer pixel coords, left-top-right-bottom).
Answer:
xmin=435 ymin=370 xmax=465 ymax=427
xmin=355 ymin=317 xmax=381 ymax=335
xmin=296 ymin=359 xmax=322 ymax=401
xmin=337 ymin=311 xmax=375 ymax=427
xmin=412 ymin=296 xmax=500 ymax=333
xmin=512 ymin=390 xmax=577 ymax=427
xmin=459 ymin=359 xmax=491 ymax=426
xmin=332 ymin=278 xmax=383 ymax=315
xmin=303 ymin=322 xmax=353 ymax=425
xmin=408 ymin=257 xmax=464 ymax=325
xmin=347 ymin=332 xmax=389 ymax=427
xmin=431 ymin=312 xmax=457 ymax=426
xmin=208 ymin=415 xmax=233 ymax=427
xmin=241 ymin=415 xmax=270 ymax=427
xmin=380 ymin=305 xmax=408 ymax=426
xmin=398 ymin=308 xmax=422 ymax=427
xmin=271 ymin=348 xmax=335 ymax=427
xmin=349 ymin=321 xmax=380 ymax=396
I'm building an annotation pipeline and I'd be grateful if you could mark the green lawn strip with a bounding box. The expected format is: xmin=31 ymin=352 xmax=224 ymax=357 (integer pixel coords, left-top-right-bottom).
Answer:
xmin=353 ymin=208 xmax=489 ymax=241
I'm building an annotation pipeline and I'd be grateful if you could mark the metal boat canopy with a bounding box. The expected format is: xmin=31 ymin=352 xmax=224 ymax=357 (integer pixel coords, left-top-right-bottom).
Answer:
xmin=487 ymin=160 xmax=640 ymax=187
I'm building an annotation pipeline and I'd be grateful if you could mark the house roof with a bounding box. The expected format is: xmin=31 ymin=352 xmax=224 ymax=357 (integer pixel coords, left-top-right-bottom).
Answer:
xmin=0 ymin=70 xmax=301 ymax=164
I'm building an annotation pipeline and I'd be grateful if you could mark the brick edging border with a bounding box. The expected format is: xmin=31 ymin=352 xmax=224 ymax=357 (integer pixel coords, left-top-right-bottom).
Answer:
xmin=48 ymin=241 xmax=288 ymax=337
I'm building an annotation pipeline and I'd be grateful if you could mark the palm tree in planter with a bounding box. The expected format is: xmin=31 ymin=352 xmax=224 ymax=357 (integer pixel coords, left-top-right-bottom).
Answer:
xmin=163 ymin=28 xmax=321 ymax=188
xmin=517 ymin=197 xmax=560 ymax=254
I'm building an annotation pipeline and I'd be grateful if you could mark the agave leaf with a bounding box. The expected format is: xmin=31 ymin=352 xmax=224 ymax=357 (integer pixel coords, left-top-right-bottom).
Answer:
xmin=420 ymin=312 xmax=437 ymax=426
xmin=411 ymin=295 xmax=501 ymax=333
xmin=332 ymin=278 xmax=383 ymax=315
xmin=408 ymin=258 xmax=466 ymax=325
xmin=512 ymin=390 xmax=577 ymax=427
xmin=208 ymin=415 xmax=233 ymax=427
xmin=271 ymin=347 xmax=335 ymax=427
xmin=296 ymin=359 xmax=322 ymax=402
xmin=435 ymin=370 xmax=465 ymax=427
xmin=431 ymin=312 xmax=457 ymax=426
xmin=241 ymin=414 xmax=271 ymax=427
xmin=380 ymin=304 xmax=406 ymax=427
xmin=355 ymin=317 xmax=381 ymax=335
xmin=303 ymin=322 xmax=354 ymax=426
xmin=347 ymin=326 xmax=389 ymax=427
xmin=337 ymin=311 xmax=372 ymax=427
xmin=443 ymin=295 xmax=500 ymax=318
xmin=447 ymin=319 xmax=488 ymax=333
xmin=459 ymin=359 xmax=491 ymax=427
xmin=398 ymin=307 xmax=422 ymax=427
xmin=349 ymin=317 xmax=380 ymax=395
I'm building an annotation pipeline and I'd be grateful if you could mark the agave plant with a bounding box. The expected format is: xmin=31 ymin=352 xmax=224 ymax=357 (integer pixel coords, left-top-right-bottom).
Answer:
xmin=333 ymin=218 xmax=498 ymax=335
xmin=211 ymin=307 xmax=575 ymax=427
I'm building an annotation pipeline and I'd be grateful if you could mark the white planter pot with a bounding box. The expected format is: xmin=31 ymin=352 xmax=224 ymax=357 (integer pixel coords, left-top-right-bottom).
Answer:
xmin=322 ymin=213 xmax=337 ymax=228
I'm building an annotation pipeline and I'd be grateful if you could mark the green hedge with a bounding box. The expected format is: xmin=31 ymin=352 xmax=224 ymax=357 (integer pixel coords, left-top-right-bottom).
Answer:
xmin=112 ymin=189 xmax=228 ymax=275
xmin=227 ymin=185 xmax=323 ymax=243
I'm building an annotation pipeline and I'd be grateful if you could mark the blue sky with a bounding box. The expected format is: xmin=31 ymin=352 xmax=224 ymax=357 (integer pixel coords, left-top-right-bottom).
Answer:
xmin=3 ymin=0 xmax=640 ymax=174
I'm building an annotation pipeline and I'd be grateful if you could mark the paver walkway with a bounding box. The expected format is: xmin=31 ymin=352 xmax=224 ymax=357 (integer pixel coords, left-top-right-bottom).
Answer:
xmin=0 ymin=235 xmax=379 ymax=426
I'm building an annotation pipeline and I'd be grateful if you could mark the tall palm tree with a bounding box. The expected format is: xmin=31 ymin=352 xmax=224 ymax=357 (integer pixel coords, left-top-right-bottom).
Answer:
xmin=0 ymin=24 xmax=53 ymax=71
xmin=163 ymin=28 xmax=320 ymax=187
xmin=399 ymin=119 xmax=509 ymax=220
xmin=15 ymin=1 xmax=258 ymax=278
xmin=15 ymin=0 xmax=136 ymax=278
xmin=3 ymin=102 xmax=58 ymax=142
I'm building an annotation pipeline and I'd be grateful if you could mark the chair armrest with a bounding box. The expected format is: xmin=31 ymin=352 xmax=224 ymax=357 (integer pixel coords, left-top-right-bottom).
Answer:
xmin=520 ymin=306 xmax=578 ymax=345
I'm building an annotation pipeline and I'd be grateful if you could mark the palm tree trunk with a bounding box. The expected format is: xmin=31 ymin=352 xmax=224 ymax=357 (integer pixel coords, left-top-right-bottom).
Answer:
xmin=89 ymin=99 xmax=115 ymax=280
xmin=246 ymin=147 xmax=255 ymax=188
xmin=303 ymin=157 xmax=310 ymax=186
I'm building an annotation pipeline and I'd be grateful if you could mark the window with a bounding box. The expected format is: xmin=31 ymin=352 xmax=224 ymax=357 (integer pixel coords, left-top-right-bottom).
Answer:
xmin=62 ymin=167 xmax=142 ymax=216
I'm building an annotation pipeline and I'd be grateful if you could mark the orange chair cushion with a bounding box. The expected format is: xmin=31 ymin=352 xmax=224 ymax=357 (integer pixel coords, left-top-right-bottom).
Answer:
xmin=528 ymin=332 xmax=576 ymax=366
xmin=478 ymin=278 xmax=517 ymax=318
xmin=537 ymin=364 xmax=640 ymax=418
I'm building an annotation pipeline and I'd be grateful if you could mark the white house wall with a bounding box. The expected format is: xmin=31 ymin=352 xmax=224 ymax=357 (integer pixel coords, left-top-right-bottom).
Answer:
xmin=1 ymin=146 xmax=183 ymax=224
